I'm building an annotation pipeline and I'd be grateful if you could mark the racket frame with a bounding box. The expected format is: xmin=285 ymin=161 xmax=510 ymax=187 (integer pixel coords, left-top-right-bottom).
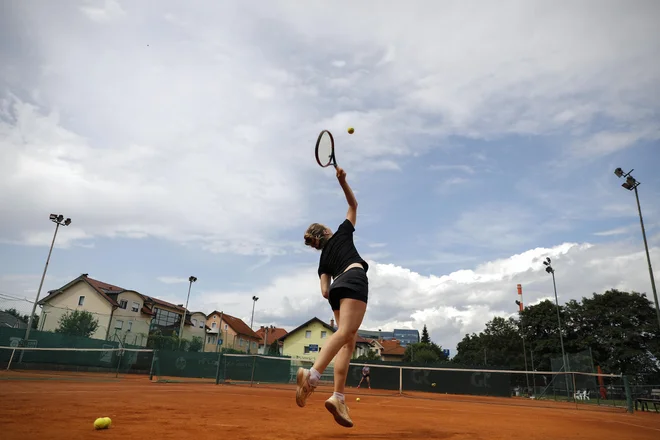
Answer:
xmin=315 ymin=129 xmax=337 ymax=168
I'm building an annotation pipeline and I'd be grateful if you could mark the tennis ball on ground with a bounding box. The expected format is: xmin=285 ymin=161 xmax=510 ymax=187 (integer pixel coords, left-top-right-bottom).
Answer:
xmin=93 ymin=417 xmax=111 ymax=430
xmin=356 ymin=397 xmax=360 ymax=402
xmin=347 ymin=127 xmax=354 ymax=134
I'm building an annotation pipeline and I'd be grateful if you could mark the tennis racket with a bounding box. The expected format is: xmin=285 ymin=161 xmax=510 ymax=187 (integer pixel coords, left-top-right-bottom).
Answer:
xmin=315 ymin=130 xmax=337 ymax=168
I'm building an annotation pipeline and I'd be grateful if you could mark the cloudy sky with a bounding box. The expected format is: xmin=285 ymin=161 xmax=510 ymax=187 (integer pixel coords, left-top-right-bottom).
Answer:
xmin=1 ymin=0 xmax=659 ymax=354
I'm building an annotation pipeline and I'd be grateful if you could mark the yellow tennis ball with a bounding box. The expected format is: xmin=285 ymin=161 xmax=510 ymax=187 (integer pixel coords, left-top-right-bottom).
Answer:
xmin=347 ymin=127 xmax=354 ymax=134
xmin=94 ymin=417 xmax=110 ymax=430
xmin=103 ymin=417 xmax=112 ymax=427
xmin=432 ymin=383 xmax=436 ymax=387
xmin=356 ymin=397 xmax=360 ymax=402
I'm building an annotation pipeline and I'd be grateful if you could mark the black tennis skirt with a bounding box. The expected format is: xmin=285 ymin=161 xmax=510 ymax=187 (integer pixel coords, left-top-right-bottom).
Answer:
xmin=328 ymin=267 xmax=368 ymax=310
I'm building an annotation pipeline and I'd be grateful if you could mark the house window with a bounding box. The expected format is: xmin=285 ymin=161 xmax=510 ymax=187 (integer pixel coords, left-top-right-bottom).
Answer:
xmin=78 ymin=296 xmax=85 ymax=306
xmin=127 ymin=321 xmax=133 ymax=331
xmin=224 ymin=324 xmax=228 ymax=330
xmin=131 ymin=302 xmax=140 ymax=312
xmin=199 ymin=321 xmax=204 ymax=328
xmin=321 ymin=331 xmax=327 ymax=339
xmin=192 ymin=318 xmax=197 ymax=327
xmin=119 ymin=300 xmax=127 ymax=309
xmin=304 ymin=346 xmax=310 ymax=353
xmin=239 ymin=339 xmax=244 ymax=347
xmin=207 ymin=336 xmax=211 ymax=344
xmin=212 ymin=322 xmax=216 ymax=329
xmin=305 ymin=330 xmax=311 ymax=339
xmin=115 ymin=320 xmax=123 ymax=329
xmin=152 ymin=307 xmax=181 ymax=328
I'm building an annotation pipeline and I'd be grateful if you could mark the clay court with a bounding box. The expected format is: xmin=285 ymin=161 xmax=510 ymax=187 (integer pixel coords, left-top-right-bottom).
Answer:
xmin=1 ymin=372 xmax=659 ymax=440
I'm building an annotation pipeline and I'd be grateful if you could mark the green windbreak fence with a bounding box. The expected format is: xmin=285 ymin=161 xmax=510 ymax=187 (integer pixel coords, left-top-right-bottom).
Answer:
xmin=152 ymin=351 xmax=295 ymax=384
xmin=0 ymin=328 xmax=153 ymax=375
xmin=152 ymin=351 xmax=513 ymax=398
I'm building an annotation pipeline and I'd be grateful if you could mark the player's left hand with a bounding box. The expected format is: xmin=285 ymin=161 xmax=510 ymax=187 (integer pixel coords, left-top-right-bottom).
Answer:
xmin=336 ymin=167 xmax=346 ymax=181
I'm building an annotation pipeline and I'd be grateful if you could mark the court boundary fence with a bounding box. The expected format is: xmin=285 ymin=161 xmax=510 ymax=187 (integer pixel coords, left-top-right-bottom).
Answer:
xmin=1 ymin=346 xmax=634 ymax=413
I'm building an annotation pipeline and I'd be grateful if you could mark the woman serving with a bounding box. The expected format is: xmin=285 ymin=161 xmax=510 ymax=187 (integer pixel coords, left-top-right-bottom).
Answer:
xmin=296 ymin=166 xmax=369 ymax=428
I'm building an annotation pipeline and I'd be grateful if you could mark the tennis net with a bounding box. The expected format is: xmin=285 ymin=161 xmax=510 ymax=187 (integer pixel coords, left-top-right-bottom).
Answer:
xmin=150 ymin=351 xmax=632 ymax=411
xmin=0 ymin=345 xmax=155 ymax=379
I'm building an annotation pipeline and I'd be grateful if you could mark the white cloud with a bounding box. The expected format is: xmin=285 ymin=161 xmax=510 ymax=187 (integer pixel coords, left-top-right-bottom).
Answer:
xmin=80 ymin=0 xmax=126 ymax=22
xmin=593 ymin=226 xmax=631 ymax=237
xmin=1 ymin=1 xmax=658 ymax=255
xmin=193 ymin=239 xmax=660 ymax=352
xmin=157 ymin=276 xmax=190 ymax=284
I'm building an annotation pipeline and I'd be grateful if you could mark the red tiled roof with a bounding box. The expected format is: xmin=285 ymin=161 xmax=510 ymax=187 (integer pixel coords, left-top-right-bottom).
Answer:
xmin=255 ymin=326 xmax=288 ymax=346
xmin=144 ymin=295 xmax=186 ymax=312
xmin=355 ymin=335 xmax=371 ymax=344
xmin=380 ymin=339 xmax=406 ymax=356
xmin=221 ymin=313 xmax=260 ymax=340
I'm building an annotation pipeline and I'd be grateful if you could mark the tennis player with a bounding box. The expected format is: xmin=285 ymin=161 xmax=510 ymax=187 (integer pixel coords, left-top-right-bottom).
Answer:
xmin=357 ymin=365 xmax=371 ymax=389
xmin=296 ymin=166 xmax=369 ymax=428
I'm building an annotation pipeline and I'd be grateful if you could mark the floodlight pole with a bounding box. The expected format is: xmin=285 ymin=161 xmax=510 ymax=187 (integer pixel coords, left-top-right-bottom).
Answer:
xmin=178 ymin=276 xmax=197 ymax=349
xmin=24 ymin=215 xmax=71 ymax=344
xmin=544 ymin=258 xmax=570 ymax=399
xmin=614 ymin=168 xmax=660 ymax=332
xmin=515 ymin=285 xmax=530 ymax=393
xmin=250 ymin=296 xmax=259 ymax=330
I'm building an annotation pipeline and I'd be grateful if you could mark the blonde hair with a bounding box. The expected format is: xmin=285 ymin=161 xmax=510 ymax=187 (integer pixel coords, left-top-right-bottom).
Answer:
xmin=304 ymin=223 xmax=329 ymax=248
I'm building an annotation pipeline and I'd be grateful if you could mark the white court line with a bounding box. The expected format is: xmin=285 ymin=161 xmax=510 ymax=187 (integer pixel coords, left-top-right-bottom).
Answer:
xmin=603 ymin=420 xmax=660 ymax=433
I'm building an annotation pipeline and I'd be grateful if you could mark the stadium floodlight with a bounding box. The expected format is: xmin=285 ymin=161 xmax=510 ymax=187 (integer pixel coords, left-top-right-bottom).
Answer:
xmin=23 ymin=214 xmax=73 ymax=354
xmin=250 ymin=296 xmax=259 ymax=330
xmin=614 ymin=168 xmax=660 ymax=332
xmin=543 ymin=257 xmax=570 ymax=399
xmin=178 ymin=276 xmax=198 ymax=348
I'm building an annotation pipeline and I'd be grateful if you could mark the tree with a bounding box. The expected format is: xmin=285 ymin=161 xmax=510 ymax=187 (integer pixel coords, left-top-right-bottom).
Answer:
xmin=404 ymin=341 xmax=449 ymax=364
xmin=189 ymin=336 xmax=203 ymax=352
xmin=452 ymin=316 xmax=525 ymax=369
xmin=453 ymin=289 xmax=660 ymax=386
xmin=421 ymin=325 xmax=431 ymax=344
xmin=3 ymin=308 xmax=39 ymax=329
xmin=267 ymin=341 xmax=280 ymax=356
xmin=356 ymin=350 xmax=381 ymax=361
xmin=55 ymin=310 xmax=99 ymax=338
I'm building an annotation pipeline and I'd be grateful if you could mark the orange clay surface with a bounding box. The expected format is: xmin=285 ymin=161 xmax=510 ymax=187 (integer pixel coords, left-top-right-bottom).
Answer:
xmin=1 ymin=373 xmax=660 ymax=440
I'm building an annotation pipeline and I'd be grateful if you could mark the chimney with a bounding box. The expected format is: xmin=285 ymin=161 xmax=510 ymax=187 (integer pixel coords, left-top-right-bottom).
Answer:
xmin=330 ymin=318 xmax=335 ymax=328
xmin=82 ymin=273 xmax=88 ymax=277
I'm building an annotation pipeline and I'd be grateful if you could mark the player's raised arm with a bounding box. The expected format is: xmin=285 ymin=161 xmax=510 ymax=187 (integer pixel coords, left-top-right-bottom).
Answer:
xmin=336 ymin=167 xmax=357 ymax=226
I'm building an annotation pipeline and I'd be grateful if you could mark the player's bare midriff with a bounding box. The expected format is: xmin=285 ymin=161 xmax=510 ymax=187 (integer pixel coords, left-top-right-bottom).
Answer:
xmin=342 ymin=262 xmax=364 ymax=274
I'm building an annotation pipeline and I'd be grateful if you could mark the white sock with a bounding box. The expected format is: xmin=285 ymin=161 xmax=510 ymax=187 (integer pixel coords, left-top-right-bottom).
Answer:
xmin=333 ymin=392 xmax=345 ymax=402
xmin=309 ymin=367 xmax=321 ymax=386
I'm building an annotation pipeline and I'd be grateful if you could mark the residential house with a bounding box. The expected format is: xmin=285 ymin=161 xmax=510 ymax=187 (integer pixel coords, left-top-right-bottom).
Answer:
xmin=204 ymin=311 xmax=261 ymax=354
xmin=0 ymin=311 xmax=27 ymax=329
xmin=279 ymin=317 xmax=336 ymax=361
xmin=37 ymin=274 xmax=206 ymax=347
xmin=185 ymin=311 xmax=208 ymax=343
xmin=353 ymin=335 xmax=379 ymax=359
xmin=380 ymin=339 xmax=406 ymax=362
xmin=255 ymin=325 xmax=288 ymax=355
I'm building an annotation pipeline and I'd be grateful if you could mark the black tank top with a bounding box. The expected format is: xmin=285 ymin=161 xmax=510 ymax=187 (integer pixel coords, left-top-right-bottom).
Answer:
xmin=317 ymin=219 xmax=369 ymax=278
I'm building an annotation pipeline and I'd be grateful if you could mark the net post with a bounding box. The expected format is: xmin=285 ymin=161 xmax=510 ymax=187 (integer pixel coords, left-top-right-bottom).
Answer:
xmin=572 ymin=372 xmax=578 ymax=409
xmin=623 ymin=375 xmax=633 ymax=413
xmin=214 ymin=352 xmax=223 ymax=385
xmin=398 ymin=366 xmax=403 ymax=395
xmin=148 ymin=349 xmax=157 ymax=381
xmin=250 ymin=355 xmax=257 ymax=387
xmin=114 ymin=348 xmax=124 ymax=378
xmin=6 ymin=347 xmax=16 ymax=371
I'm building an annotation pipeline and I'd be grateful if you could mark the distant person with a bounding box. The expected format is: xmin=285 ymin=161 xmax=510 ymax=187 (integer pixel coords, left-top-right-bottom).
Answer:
xmin=296 ymin=166 xmax=369 ymax=429
xmin=357 ymin=365 xmax=371 ymax=389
